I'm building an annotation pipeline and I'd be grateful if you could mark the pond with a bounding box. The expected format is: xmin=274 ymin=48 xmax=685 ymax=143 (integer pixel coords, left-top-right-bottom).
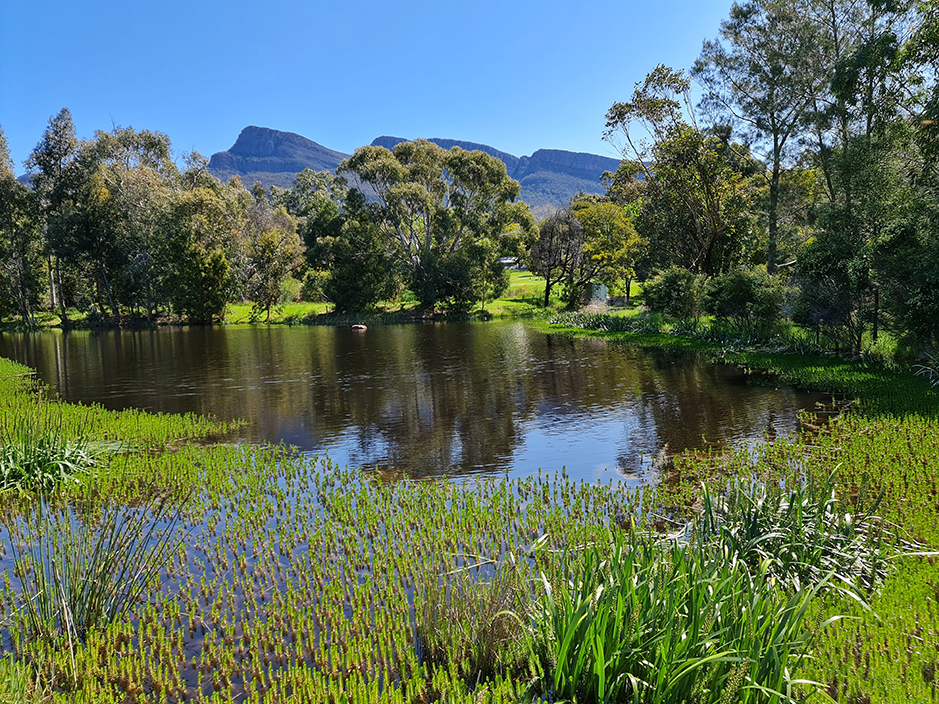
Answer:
xmin=0 ymin=321 xmax=827 ymax=483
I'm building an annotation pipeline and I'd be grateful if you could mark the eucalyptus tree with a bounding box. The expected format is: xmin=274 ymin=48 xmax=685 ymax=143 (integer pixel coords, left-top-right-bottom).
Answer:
xmin=161 ymin=164 xmax=252 ymax=323
xmin=0 ymin=127 xmax=44 ymax=325
xmin=791 ymin=0 xmax=919 ymax=349
xmin=528 ymin=209 xmax=581 ymax=307
xmin=272 ymin=170 xmax=401 ymax=313
xmin=244 ymin=184 xmax=303 ymax=322
xmin=76 ymin=126 xmax=178 ymax=318
xmin=26 ymin=108 xmax=80 ymax=322
xmin=694 ymin=0 xmax=826 ymax=271
xmin=605 ymin=66 xmax=753 ymax=276
xmin=338 ymin=139 xmax=535 ymax=311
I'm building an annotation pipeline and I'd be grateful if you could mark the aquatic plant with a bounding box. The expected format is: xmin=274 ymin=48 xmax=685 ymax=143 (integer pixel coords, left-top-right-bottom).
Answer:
xmin=913 ymin=352 xmax=939 ymax=387
xmin=697 ymin=473 xmax=892 ymax=593
xmin=0 ymin=403 xmax=99 ymax=493
xmin=8 ymin=495 xmax=184 ymax=671
xmin=0 ymin=655 xmax=46 ymax=703
xmin=416 ymin=555 xmax=533 ymax=684
xmin=531 ymin=526 xmax=832 ymax=704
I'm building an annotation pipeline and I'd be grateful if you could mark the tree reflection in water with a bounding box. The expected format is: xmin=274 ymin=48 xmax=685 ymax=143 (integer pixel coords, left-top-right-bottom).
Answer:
xmin=0 ymin=323 xmax=827 ymax=482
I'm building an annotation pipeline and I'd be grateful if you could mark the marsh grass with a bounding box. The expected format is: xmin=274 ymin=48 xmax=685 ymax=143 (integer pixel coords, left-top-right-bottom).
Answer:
xmin=0 ymin=403 xmax=99 ymax=493
xmin=8 ymin=494 xmax=184 ymax=676
xmin=697 ymin=473 xmax=893 ymax=593
xmin=416 ymin=557 xmax=534 ymax=684
xmin=532 ymin=526 xmax=835 ymax=704
xmin=0 ymin=655 xmax=45 ymax=703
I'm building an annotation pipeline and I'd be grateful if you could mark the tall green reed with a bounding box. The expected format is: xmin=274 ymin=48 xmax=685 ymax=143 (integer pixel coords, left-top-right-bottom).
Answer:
xmin=416 ymin=557 xmax=534 ymax=684
xmin=8 ymin=494 xmax=185 ymax=673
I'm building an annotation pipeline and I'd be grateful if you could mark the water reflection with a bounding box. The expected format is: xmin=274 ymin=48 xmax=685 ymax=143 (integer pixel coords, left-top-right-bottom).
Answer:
xmin=0 ymin=323 xmax=826 ymax=482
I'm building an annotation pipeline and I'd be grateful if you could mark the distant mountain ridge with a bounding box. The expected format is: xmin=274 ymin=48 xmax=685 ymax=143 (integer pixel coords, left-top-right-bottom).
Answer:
xmin=209 ymin=126 xmax=622 ymax=216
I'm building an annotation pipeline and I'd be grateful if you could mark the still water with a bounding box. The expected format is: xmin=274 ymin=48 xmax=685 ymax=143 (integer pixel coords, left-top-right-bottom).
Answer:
xmin=0 ymin=322 xmax=826 ymax=483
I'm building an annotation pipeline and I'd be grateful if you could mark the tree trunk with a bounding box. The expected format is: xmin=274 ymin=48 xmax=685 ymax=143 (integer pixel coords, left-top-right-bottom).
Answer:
xmin=55 ymin=259 xmax=69 ymax=325
xmin=767 ymin=158 xmax=781 ymax=273
xmin=98 ymin=263 xmax=120 ymax=319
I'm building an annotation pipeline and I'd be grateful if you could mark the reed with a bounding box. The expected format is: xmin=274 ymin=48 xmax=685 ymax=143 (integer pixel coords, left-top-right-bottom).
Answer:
xmin=8 ymin=494 xmax=184 ymax=661
xmin=416 ymin=556 xmax=533 ymax=684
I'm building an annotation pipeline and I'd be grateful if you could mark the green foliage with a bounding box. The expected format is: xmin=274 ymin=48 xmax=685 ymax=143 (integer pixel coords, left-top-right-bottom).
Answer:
xmin=168 ymin=245 xmax=231 ymax=323
xmin=0 ymin=404 xmax=97 ymax=493
xmin=8 ymin=496 xmax=183 ymax=662
xmin=703 ymin=266 xmax=783 ymax=331
xmin=0 ymin=127 xmax=45 ymax=327
xmin=0 ymin=656 xmax=46 ymax=703
xmin=874 ymin=219 xmax=939 ymax=349
xmin=698 ymin=473 xmax=891 ymax=593
xmin=791 ymin=233 xmax=860 ymax=348
xmin=299 ymin=269 xmax=328 ymax=303
xmin=315 ymin=191 xmax=400 ymax=314
xmin=532 ymin=526 xmax=832 ymax=704
xmin=278 ymin=276 xmax=302 ymax=305
xmin=416 ymin=559 xmax=532 ymax=683
xmin=605 ymin=67 xmax=752 ymax=276
xmin=641 ymin=266 xmax=705 ymax=318
xmin=339 ymin=139 xmax=535 ymax=312
xmin=247 ymin=227 xmax=302 ymax=322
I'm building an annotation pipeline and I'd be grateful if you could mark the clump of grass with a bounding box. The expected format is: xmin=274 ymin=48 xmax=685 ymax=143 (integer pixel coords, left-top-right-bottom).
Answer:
xmin=0 ymin=404 xmax=98 ymax=493
xmin=0 ymin=655 xmax=46 ymax=703
xmin=8 ymin=494 xmax=184 ymax=672
xmin=416 ymin=557 xmax=533 ymax=684
xmin=913 ymin=352 xmax=939 ymax=387
xmin=697 ymin=473 xmax=893 ymax=593
xmin=531 ymin=526 xmax=833 ymax=704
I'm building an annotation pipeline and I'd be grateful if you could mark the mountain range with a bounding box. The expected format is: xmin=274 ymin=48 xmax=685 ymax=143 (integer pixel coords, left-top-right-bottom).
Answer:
xmin=208 ymin=126 xmax=622 ymax=217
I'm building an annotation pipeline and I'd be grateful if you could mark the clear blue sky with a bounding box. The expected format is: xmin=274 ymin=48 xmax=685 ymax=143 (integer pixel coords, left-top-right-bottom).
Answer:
xmin=0 ymin=0 xmax=731 ymax=173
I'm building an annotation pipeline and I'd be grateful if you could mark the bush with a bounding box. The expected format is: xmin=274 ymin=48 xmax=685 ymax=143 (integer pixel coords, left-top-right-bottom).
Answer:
xmin=641 ymin=267 xmax=704 ymax=318
xmin=703 ymin=266 xmax=783 ymax=331
xmin=278 ymin=276 xmax=302 ymax=304
xmin=300 ymin=269 xmax=329 ymax=303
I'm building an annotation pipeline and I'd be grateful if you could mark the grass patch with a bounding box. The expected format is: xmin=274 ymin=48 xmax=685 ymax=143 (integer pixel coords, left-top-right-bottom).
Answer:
xmin=0 ymin=404 xmax=99 ymax=493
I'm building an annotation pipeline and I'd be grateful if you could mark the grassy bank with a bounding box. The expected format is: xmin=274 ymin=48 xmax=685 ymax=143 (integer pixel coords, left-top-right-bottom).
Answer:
xmin=0 ymin=317 xmax=936 ymax=701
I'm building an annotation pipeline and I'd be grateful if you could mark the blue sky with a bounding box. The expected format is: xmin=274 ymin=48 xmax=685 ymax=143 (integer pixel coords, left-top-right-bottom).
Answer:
xmin=1 ymin=0 xmax=731 ymax=172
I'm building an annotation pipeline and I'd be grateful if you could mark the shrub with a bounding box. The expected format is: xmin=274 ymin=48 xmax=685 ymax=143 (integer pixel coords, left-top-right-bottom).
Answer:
xmin=697 ymin=473 xmax=892 ymax=593
xmin=641 ymin=267 xmax=704 ymax=319
xmin=703 ymin=266 xmax=784 ymax=331
xmin=278 ymin=276 xmax=302 ymax=304
xmin=300 ymin=269 xmax=329 ymax=303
